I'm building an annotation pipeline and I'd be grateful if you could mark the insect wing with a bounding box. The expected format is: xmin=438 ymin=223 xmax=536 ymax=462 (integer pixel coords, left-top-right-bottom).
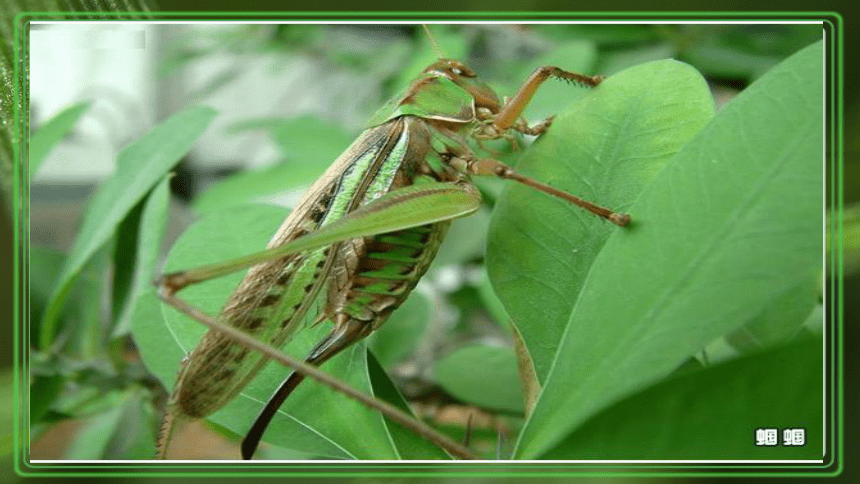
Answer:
xmin=167 ymin=122 xmax=408 ymax=417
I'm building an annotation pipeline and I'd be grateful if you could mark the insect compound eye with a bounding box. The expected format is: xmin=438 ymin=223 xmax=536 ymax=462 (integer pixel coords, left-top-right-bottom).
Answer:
xmin=447 ymin=61 xmax=476 ymax=78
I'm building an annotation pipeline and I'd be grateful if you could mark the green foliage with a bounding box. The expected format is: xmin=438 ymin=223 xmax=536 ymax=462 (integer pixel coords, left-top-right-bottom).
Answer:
xmin=29 ymin=25 xmax=826 ymax=461
xmin=38 ymin=106 xmax=217 ymax=349
xmin=505 ymin=41 xmax=824 ymax=459
xmin=489 ymin=58 xmax=717 ymax=381
xmin=541 ymin=337 xmax=822 ymax=459
xmin=367 ymin=292 xmax=431 ymax=368
xmin=193 ymin=116 xmax=355 ymax=213
xmin=65 ymin=388 xmax=156 ymax=459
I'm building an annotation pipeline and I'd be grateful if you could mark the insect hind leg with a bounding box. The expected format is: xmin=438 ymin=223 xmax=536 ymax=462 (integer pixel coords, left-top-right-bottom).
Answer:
xmin=240 ymin=315 xmax=373 ymax=459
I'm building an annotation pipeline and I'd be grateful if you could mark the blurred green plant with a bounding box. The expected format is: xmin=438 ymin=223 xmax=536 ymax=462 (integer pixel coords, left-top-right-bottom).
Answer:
xmin=29 ymin=101 xmax=93 ymax=179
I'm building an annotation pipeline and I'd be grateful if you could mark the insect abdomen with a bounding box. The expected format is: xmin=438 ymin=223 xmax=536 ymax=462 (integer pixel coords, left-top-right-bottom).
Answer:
xmin=333 ymin=221 xmax=450 ymax=328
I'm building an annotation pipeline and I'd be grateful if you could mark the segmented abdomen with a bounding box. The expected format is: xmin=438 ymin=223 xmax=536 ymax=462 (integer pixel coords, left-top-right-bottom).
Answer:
xmin=329 ymin=221 xmax=450 ymax=328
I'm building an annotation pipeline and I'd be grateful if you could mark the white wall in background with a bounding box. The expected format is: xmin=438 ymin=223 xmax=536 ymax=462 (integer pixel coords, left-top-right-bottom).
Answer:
xmin=30 ymin=23 xmax=157 ymax=183
xmin=30 ymin=23 xmax=385 ymax=185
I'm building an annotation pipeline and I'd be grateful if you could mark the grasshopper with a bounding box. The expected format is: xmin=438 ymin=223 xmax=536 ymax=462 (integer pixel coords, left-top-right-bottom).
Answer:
xmin=154 ymin=27 xmax=630 ymax=460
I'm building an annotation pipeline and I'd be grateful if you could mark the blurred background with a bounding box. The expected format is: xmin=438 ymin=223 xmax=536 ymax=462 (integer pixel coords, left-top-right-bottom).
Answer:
xmin=30 ymin=22 xmax=825 ymax=219
xmin=11 ymin=20 xmax=837 ymax=476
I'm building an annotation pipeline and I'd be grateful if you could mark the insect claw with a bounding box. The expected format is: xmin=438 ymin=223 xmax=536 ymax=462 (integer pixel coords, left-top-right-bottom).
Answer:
xmin=610 ymin=212 xmax=632 ymax=227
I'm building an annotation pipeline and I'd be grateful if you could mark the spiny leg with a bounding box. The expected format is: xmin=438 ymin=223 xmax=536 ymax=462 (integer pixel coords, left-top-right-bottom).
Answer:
xmin=240 ymin=315 xmax=373 ymax=460
xmin=492 ymin=66 xmax=603 ymax=133
xmin=470 ymin=65 xmax=605 ymax=144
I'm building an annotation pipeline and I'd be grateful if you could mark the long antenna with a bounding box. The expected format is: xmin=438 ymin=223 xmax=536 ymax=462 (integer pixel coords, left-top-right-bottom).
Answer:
xmin=422 ymin=24 xmax=445 ymax=59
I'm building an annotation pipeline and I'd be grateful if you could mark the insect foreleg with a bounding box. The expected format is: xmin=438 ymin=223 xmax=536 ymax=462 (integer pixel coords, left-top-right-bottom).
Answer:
xmin=491 ymin=66 xmax=604 ymax=133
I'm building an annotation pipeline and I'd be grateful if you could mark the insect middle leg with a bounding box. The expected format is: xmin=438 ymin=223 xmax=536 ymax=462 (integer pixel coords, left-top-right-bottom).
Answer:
xmin=443 ymin=148 xmax=630 ymax=227
xmin=511 ymin=115 xmax=555 ymax=137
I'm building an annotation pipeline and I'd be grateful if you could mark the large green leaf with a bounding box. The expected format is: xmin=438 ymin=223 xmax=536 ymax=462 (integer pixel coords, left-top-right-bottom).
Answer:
xmin=725 ymin=277 xmax=820 ymax=353
xmin=542 ymin=338 xmax=823 ymax=459
xmin=516 ymin=41 xmax=823 ymax=459
xmin=133 ymin=204 xmax=440 ymax=459
xmin=40 ymin=106 xmax=217 ymax=348
xmin=487 ymin=59 xmax=715 ymax=382
xmin=191 ymin=159 xmax=309 ymax=213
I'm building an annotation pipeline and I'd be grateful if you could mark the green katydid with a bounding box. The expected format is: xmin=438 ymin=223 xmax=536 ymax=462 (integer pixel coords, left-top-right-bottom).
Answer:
xmin=154 ymin=27 xmax=629 ymax=460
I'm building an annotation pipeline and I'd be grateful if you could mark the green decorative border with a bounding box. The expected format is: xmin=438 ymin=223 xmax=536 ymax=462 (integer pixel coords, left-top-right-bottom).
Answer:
xmin=13 ymin=11 xmax=844 ymax=478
